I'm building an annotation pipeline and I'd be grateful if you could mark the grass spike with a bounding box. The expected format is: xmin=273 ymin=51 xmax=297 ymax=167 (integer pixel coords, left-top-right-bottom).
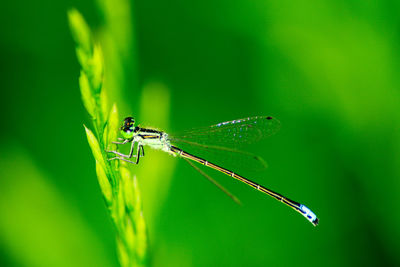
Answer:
xmin=68 ymin=9 xmax=148 ymax=267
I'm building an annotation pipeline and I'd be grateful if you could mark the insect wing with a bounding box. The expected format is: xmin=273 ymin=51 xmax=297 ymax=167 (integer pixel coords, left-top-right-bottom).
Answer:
xmin=170 ymin=116 xmax=280 ymax=148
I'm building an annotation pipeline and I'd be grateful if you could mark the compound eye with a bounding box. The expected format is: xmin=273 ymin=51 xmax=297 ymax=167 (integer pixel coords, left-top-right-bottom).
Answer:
xmin=124 ymin=117 xmax=135 ymax=125
xmin=122 ymin=117 xmax=135 ymax=132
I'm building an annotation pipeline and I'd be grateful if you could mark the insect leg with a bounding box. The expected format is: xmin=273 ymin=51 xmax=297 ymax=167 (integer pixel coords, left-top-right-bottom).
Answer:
xmin=135 ymin=145 xmax=144 ymax=164
xmin=106 ymin=140 xmax=137 ymax=158
xmin=140 ymin=145 xmax=145 ymax=157
xmin=112 ymin=139 xmax=130 ymax=145
xmin=108 ymin=157 xmax=138 ymax=164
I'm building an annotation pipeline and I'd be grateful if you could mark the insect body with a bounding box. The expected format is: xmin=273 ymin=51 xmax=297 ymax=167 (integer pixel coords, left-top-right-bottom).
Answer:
xmin=107 ymin=116 xmax=319 ymax=226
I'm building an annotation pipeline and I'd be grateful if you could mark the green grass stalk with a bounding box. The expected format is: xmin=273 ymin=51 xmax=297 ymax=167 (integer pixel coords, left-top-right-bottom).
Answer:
xmin=68 ymin=9 xmax=148 ymax=267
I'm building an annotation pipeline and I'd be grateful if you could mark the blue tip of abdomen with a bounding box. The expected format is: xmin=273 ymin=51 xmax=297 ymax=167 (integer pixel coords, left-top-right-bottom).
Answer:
xmin=300 ymin=204 xmax=319 ymax=226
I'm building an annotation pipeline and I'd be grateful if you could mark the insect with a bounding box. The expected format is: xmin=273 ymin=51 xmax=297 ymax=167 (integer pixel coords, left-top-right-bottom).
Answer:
xmin=106 ymin=116 xmax=319 ymax=226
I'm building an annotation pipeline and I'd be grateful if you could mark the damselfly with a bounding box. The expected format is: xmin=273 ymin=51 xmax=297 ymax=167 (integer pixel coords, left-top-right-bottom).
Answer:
xmin=106 ymin=116 xmax=319 ymax=226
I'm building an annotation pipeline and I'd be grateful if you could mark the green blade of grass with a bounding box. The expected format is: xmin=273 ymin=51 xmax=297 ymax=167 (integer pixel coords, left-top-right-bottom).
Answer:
xmin=68 ymin=8 xmax=148 ymax=267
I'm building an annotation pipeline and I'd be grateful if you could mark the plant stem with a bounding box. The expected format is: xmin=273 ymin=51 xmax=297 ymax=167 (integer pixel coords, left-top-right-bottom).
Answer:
xmin=68 ymin=9 xmax=148 ymax=267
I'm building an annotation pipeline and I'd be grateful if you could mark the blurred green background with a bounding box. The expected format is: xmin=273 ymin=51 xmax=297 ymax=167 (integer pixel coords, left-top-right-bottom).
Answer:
xmin=1 ymin=0 xmax=400 ymax=266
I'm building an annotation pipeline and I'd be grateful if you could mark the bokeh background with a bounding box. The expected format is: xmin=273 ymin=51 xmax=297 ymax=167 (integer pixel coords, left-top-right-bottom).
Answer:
xmin=1 ymin=0 xmax=400 ymax=266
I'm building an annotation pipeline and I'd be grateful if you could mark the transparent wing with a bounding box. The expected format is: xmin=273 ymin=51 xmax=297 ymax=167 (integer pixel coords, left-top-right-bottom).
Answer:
xmin=168 ymin=116 xmax=280 ymax=172
xmin=182 ymin=157 xmax=242 ymax=205
xmin=171 ymin=139 xmax=268 ymax=171
xmin=169 ymin=116 xmax=280 ymax=148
